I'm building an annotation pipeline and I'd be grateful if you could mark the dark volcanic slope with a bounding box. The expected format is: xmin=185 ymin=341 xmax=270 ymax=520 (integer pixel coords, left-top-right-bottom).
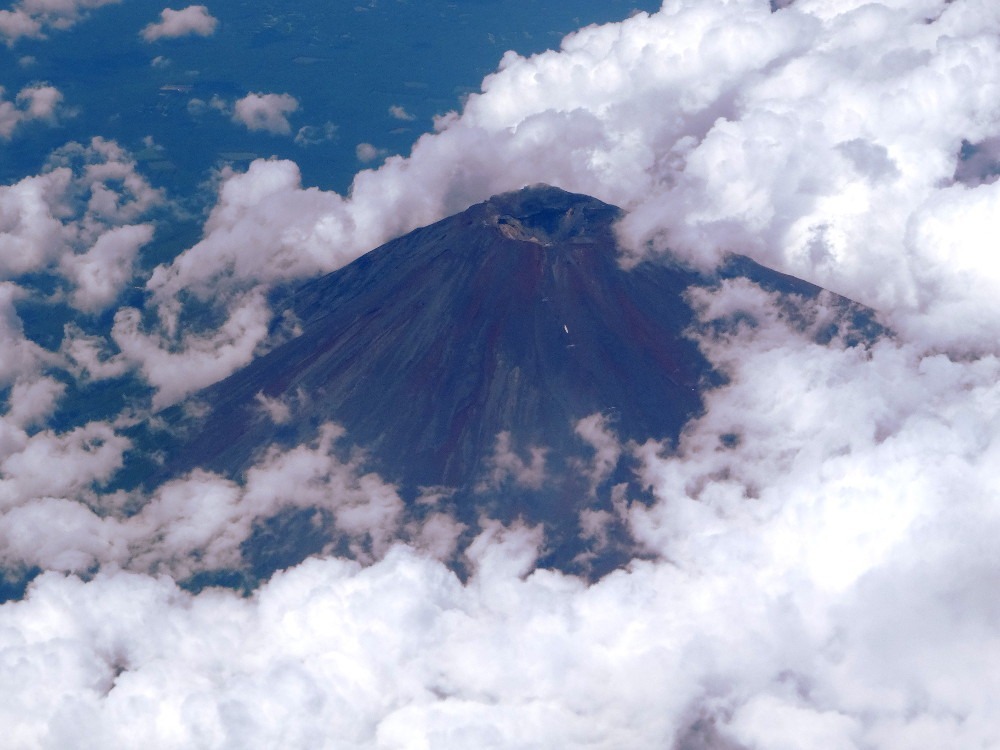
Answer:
xmin=133 ymin=185 xmax=878 ymax=570
xmin=166 ymin=187 xmax=716 ymax=488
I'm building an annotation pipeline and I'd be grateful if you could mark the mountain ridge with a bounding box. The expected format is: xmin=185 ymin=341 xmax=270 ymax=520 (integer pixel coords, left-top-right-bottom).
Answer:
xmin=125 ymin=184 xmax=880 ymax=575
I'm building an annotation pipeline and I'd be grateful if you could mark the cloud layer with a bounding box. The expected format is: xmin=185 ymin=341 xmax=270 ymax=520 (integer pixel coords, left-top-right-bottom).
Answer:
xmin=1 ymin=0 xmax=1000 ymax=747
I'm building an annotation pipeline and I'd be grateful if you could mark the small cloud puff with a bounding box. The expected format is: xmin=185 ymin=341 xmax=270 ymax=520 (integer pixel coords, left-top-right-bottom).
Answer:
xmin=141 ymin=5 xmax=218 ymax=42
xmin=232 ymin=92 xmax=299 ymax=135
xmin=0 ymin=84 xmax=64 ymax=139
xmin=186 ymin=93 xmax=227 ymax=117
xmin=477 ymin=431 xmax=547 ymax=491
xmin=59 ymin=223 xmax=155 ymax=313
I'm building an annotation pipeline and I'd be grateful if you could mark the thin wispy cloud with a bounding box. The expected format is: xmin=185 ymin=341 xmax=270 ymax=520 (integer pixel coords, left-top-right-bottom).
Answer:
xmin=388 ymin=104 xmax=415 ymax=121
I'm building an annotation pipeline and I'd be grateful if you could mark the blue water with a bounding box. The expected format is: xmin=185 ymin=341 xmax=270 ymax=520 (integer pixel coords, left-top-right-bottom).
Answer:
xmin=1 ymin=0 xmax=660 ymax=196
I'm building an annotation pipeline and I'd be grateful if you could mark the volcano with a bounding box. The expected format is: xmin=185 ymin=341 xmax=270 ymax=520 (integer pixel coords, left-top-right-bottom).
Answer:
xmin=132 ymin=185 xmax=878 ymax=574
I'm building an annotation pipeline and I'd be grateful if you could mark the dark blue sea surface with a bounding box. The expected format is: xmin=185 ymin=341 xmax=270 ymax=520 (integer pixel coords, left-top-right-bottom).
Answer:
xmin=1 ymin=0 xmax=660 ymax=197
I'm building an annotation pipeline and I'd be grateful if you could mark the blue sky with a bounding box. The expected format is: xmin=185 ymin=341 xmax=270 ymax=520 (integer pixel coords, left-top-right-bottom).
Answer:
xmin=2 ymin=1 xmax=1000 ymax=747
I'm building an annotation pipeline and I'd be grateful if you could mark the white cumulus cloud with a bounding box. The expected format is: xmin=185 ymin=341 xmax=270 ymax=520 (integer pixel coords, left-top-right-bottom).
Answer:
xmin=140 ymin=4 xmax=217 ymax=41
xmin=60 ymin=223 xmax=154 ymax=313
xmin=232 ymin=92 xmax=299 ymax=135
xmin=0 ymin=84 xmax=64 ymax=138
xmin=0 ymin=137 xmax=162 ymax=308
xmin=355 ymin=142 xmax=387 ymax=163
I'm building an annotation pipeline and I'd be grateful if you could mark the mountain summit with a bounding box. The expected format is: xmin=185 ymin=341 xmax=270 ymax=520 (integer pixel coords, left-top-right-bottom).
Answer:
xmin=135 ymin=185 xmax=876 ymax=574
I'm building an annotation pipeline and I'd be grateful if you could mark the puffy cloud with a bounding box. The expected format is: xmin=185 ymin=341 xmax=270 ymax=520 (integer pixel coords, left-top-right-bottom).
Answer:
xmin=140 ymin=4 xmax=217 ymax=41
xmin=99 ymin=158 xmax=344 ymax=406
xmin=186 ymin=93 xmax=227 ymax=117
xmin=145 ymin=159 xmax=355 ymax=306
xmin=232 ymin=92 xmax=299 ymax=135
xmin=59 ymin=223 xmax=154 ymax=312
xmin=5 ymin=375 xmax=65 ymax=428
xmin=111 ymin=289 xmax=271 ymax=409
xmin=0 ymin=283 xmax=55 ymax=388
xmin=60 ymin=323 xmax=131 ymax=381
xmin=0 ymin=138 xmax=161 ymax=276
xmin=0 ymin=169 xmax=69 ymax=276
xmin=354 ymin=142 xmax=387 ymax=163
xmin=0 ymin=8 xmax=41 ymax=42
xmin=239 ymin=423 xmax=405 ymax=561
xmin=0 ymin=84 xmax=64 ymax=138
xmin=0 ymin=137 xmax=163 ymax=318
xmin=616 ymin=281 xmax=1000 ymax=747
xmin=2 ymin=418 xmax=999 ymax=750
xmin=50 ymin=138 xmax=163 ymax=225
xmin=3 ymin=4 xmax=1000 ymax=744
xmin=0 ymin=139 xmax=157 ymax=436
xmin=0 ymin=420 xmax=433 ymax=581
xmin=0 ymin=421 xmax=127 ymax=509
xmin=0 ymin=297 xmax=998 ymax=747
xmin=0 ymin=0 xmax=120 ymax=44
